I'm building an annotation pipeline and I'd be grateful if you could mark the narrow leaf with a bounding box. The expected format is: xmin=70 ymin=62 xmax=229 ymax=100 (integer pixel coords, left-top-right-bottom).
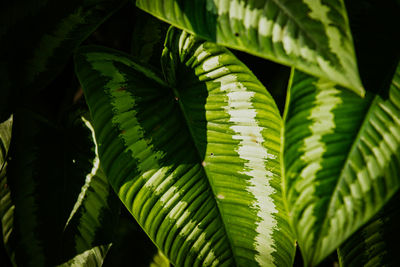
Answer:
xmin=284 ymin=63 xmax=400 ymax=265
xmin=137 ymin=0 xmax=364 ymax=96
xmin=75 ymin=28 xmax=295 ymax=266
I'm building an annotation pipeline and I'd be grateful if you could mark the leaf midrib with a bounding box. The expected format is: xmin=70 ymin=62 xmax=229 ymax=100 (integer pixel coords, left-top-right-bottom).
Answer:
xmin=312 ymin=95 xmax=377 ymax=264
xmin=170 ymin=82 xmax=240 ymax=267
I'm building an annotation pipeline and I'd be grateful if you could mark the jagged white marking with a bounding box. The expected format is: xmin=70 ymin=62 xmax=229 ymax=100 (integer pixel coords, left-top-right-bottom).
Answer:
xmin=303 ymin=0 xmax=360 ymax=89
xmin=88 ymin=54 xmax=196 ymax=239
xmin=204 ymin=55 xmax=278 ymax=266
xmin=65 ymin=117 xmax=100 ymax=227
xmin=300 ymin=80 xmax=341 ymax=179
xmin=298 ymin=79 xmax=342 ymax=251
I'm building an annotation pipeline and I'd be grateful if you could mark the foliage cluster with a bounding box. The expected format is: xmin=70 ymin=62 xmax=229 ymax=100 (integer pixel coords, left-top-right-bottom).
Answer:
xmin=0 ymin=0 xmax=399 ymax=266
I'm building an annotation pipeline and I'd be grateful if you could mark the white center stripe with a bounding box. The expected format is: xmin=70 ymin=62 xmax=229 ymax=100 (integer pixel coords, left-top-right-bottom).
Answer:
xmin=205 ymin=55 xmax=278 ymax=266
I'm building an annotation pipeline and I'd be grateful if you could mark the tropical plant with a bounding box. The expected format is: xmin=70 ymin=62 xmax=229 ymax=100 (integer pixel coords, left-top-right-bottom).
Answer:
xmin=0 ymin=0 xmax=399 ymax=266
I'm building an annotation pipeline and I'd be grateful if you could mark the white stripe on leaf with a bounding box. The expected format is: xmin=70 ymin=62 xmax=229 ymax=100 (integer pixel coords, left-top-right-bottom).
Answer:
xmin=204 ymin=55 xmax=278 ymax=266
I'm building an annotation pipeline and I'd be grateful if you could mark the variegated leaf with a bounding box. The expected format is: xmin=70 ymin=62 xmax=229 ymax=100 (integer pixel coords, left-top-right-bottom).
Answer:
xmin=59 ymin=117 xmax=121 ymax=266
xmin=75 ymin=28 xmax=295 ymax=266
xmin=136 ymin=0 xmax=364 ymax=96
xmin=284 ymin=64 xmax=400 ymax=266
xmin=2 ymin=110 xmax=119 ymax=266
xmin=338 ymin=191 xmax=400 ymax=267
xmin=0 ymin=0 xmax=126 ymax=120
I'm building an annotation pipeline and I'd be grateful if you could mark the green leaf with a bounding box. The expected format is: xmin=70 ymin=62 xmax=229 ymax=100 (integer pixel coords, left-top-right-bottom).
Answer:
xmin=1 ymin=110 xmax=119 ymax=266
xmin=131 ymin=9 xmax=170 ymax=69
xmin=0 ymin=0 xmax=126 ymax=120
xmin=136 ymin=0 xmax=364 ymax=96
xmin=0 ymin=115 xmax=14 ymax=264
xmin=58 ymin=117 xmax=121 ymax=266
xmin=284 ymin=64 xmax=400 ymax=266
xmin=75 ymin=28 xmax=295 ymax=266
xmin=338 ymin=192 xmax=400 ymax=267
xmin=150 ymin=250 xmax=170 ymax=267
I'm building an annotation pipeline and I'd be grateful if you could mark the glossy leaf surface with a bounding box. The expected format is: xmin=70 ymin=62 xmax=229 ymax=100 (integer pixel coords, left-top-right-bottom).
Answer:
xmin=284 ymin=64 xmax=400 ymax=265
xmin=75 ymin=28 xmax=295 ymax=266
xmin=137 ymin=0 xmax=363 ymax=96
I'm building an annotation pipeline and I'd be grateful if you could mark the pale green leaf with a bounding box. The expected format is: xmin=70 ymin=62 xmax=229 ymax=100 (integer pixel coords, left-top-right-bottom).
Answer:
xmin=137 ymin=0 xmax=363 ymax=96
xmin=75 ymin=28 xmax=295 ymax=266
xmin=284 ymin=64 xmax=400 ymax=265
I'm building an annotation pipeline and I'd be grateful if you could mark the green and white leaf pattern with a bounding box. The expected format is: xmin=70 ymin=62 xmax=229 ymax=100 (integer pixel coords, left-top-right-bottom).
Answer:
xmin=284 ymin=64 xmax=400 ymax=266
xmin=338 ymin=192 xmax=400 ymax=267
xmin=136 ymin=0 xmax=363 ymax=96
xmin=75 ymin=28 xmax=295 ymax=266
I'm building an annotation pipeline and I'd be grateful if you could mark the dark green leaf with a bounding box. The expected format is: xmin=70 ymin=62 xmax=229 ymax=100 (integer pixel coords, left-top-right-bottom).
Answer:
xmin=1 ymin=110 xmax=119 ymax=266
xmin=338 ymin=192 xmax=400 ymax=267
xmin=0 ymin=0 xmax=127 ymax=119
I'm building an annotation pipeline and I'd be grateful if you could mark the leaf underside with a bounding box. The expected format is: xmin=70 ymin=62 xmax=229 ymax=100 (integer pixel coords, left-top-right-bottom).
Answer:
xmin=76 ymin=28 xmax=295 ymax=266
xmin=284 ymin=64 xmax=400 ymax=265
xmin=136 ymin=0 xmax=363 ymax=96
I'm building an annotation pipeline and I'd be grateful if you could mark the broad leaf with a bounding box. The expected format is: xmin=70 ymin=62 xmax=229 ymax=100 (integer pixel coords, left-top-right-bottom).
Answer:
xmin=75 ymin=28 xmax=295 ymax=266
xmin=0 ymin=0 xmax=126 ymax=120
xmin=338 ymin=191 xmax=400 ymax=267
xmin=136 ymin=0 xmax=364 ymax=96
xmin=1 ymin=110 xmax=119 ymax=266
xmin=284 ymin=64 xmax=400 ymax=265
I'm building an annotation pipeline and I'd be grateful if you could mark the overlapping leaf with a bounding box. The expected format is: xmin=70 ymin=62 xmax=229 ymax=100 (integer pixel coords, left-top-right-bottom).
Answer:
xmin=284 ymin=63 xmax=400 ymax=265
xmin=136 ymin=0 xmax=363 ymax=96
xmin=338 ymin=191 xmax=400 ymax=267
xmin=75 ymin=28 xmax=295 ymax=266
xmin=0 ymin=0 xmax=126 ymax=120
xmin=0 ymin=110 xmax=120 ymax=266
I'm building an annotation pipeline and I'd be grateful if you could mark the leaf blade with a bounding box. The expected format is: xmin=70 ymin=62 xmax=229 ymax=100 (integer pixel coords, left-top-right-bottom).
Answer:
xmin=284 ymin=64 xmax=400 ymax=265
xmin=75 ymin=29 xmax=295 ymax=266
xmin=136 ymin=0 xmax=363 ymax=95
